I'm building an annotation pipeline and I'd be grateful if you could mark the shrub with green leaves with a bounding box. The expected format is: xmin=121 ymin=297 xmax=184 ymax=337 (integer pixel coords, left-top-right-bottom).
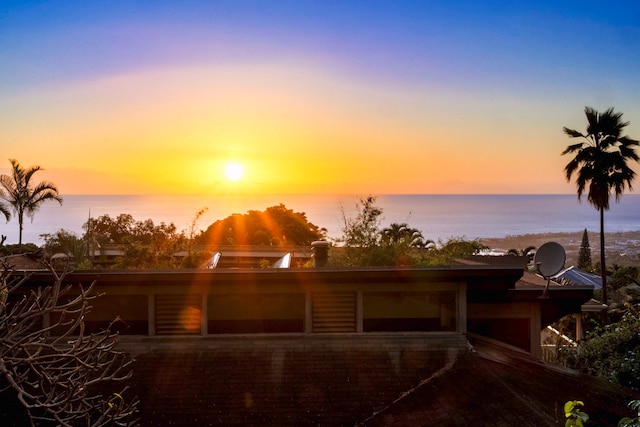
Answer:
xmin=559 ymin=308 xmax=640 ymax=390
xmin=565 ymin=400 xmax=589 ymax=427
xmin=619 ymin=400 xmax=640 ymax=427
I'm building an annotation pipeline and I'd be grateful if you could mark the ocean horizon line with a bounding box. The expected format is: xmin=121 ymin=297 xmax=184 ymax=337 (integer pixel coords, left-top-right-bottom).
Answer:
xmin=55 ymin=192 xmax=602 ymax=197
xmin=3 ymin=193 xmax=639 ymax=246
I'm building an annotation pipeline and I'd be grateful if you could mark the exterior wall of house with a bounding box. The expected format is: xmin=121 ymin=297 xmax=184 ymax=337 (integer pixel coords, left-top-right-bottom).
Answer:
xmin=18 ymin=266 xmax=585 ymax=359
xmin=85 ymin=284 xmax=463 ymax=336
xmin=467 ymin=302 xmax=542 ymax=358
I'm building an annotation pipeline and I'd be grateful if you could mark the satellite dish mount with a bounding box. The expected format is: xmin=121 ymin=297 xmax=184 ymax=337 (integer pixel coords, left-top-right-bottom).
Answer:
xmin=533 ymin=242 xmax=566 ymax=298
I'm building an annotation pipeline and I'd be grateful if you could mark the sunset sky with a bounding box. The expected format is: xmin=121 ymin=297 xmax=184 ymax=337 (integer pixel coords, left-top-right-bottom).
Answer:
xmin=2 ymin=1 xmax=640 ymax=195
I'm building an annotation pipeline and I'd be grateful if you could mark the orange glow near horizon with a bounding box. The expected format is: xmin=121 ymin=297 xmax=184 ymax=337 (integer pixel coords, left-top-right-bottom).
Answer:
xmin=3 ymin=3 xmax=640 ymax=196
xmin=3 ymin=64 xmax=636 ymax=196
xmin=0 ymin=67 xmax=636 ymax=195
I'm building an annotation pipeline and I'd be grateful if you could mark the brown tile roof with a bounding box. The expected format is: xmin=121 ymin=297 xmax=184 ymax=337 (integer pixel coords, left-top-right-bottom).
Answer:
xmin=117 ymin=334 xmax=637 ymax=426
xmin=0 ymin=252 xmax=45 ymax=270
xmin=361 ymin=336 xmax=639 ymax=426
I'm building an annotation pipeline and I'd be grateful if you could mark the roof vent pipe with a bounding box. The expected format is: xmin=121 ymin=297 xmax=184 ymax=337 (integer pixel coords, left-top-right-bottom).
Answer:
xmin=311 ymin=240 xmax=330 ymax=268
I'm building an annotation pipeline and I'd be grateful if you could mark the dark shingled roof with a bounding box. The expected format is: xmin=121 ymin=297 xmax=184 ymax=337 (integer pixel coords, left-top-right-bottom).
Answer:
xmin=116 ymin=334 xmax=638 ymax=426
xmin=361 ymin=336 xmax=639 ymax=426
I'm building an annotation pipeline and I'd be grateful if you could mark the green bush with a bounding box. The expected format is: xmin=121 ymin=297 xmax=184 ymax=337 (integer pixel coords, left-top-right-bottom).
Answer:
xmin=559 ymin=308 xmax=640 ymax=390
xmin=618 ymin=400 xmax=640 ymax=427
xmin=565 ymin=400 xmax=589 ymax=427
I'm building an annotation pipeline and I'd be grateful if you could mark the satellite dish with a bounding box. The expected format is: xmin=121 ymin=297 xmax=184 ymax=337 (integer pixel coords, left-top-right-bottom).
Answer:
xmin=534 ymin=242 xmax=566 ymax=298
xmin=534 ymin=242 xmax=566 ymax=278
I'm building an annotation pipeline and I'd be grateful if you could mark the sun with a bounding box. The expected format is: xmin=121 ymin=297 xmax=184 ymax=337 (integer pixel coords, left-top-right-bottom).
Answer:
xmin=224 ymin=162 xmax=244 ymax=181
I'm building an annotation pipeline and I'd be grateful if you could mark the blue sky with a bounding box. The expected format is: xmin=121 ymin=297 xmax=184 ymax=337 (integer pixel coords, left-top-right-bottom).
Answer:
xmin=1 ymin=1 xmax=639 ymax=194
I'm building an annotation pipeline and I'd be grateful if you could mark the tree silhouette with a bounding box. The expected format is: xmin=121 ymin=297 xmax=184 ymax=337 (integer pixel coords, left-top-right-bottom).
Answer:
xmin=0 ymin=261 xmax=137 ymax=426
xmin=506 ymin=246 xmax=536 ymax=261
xmin=577 ymin=229 xmax=593 ymax=271
xmin=381 ymin=223 xmax=426 ymax=248
xmin=562 ymin=107 xmax=640 ymax=309
xmin=199 ymin=204 xmax=323 ymax=247
xmin=0 ymin=159 xmax=63 ymax=248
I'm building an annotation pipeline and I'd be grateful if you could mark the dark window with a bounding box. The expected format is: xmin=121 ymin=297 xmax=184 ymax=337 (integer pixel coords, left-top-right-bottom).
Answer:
xmin=208 ymin=293 xmax=305 ymax=334
xmin=363 ymin=291 xmax=456 ymax=332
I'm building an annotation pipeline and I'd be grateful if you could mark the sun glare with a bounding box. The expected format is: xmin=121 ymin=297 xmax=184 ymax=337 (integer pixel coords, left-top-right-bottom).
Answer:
xmin=224 ymin=162 xmax=244 ymax=181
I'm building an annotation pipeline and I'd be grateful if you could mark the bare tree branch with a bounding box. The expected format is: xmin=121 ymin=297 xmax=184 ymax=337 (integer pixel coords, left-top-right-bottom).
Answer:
xmin=0 ymin=259 xmax=138 ymax=426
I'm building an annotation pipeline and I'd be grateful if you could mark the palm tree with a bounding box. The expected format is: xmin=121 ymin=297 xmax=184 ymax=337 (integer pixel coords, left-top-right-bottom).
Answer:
xmin=0 ymin=198 xmax=10 ymax=223
xmin=0 ymin=196 xmax=10 ymax=246
xmin=381 ymin=222 xmax=425 ymax=248
xmin=562 ymin=107 xmax=640 ymax=309
xmin=506 ymin=246 xmax=536 ymax=263
xmin=0 ymin=159 xmax=63 ymax=248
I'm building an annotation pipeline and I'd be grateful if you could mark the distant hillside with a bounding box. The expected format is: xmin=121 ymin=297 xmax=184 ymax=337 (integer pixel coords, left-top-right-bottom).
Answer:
xmin=481 ymin=230 xmax=640 ymax=268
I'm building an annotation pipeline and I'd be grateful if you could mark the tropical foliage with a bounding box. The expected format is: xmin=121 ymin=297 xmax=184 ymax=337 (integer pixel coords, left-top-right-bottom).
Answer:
xmin=0 ymin=159 xmax=63 ymax=248
xmin=332 ymin=196 xmax=423 ymax=266
xmin=196 ymin=204 xmax=324 ymax=247
xmin=41 ymin=229 xmax=91 ymax=269
xmin=332 ymin=196 xmax=485 ymax=267
xmin=506 ymin=246 xmax=536 ymax=265
xmin=618 ymin=400 xmax=640 ymax=427
xmin=564 ymin=400 xmax=589 ymax=427
xmin=558 ymin=306 xmax=640 ymax=391
xmin=563 ymin=107 xmax=640 ymax=308
xmin=84 ymin=214 xmax=186 ymax=269
xmin=607 ymin=266 xmax=640 ymax=322
xmin=422 ymin=237 xmax=488 ymax=266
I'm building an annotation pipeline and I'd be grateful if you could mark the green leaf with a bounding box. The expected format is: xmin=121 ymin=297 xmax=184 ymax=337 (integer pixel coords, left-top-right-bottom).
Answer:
xmin=565 ymin=401 xmax=577 ymax=417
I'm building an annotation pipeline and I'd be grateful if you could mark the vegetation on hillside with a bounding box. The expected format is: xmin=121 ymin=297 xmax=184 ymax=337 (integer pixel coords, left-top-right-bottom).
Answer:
xmin=554 ymin=266 xmax=640 ymax=390
xmin=330 ymin=195 xmax=486 ymax=267
xmin=559 ymin=307 xmax=640 ymax=391
xmin=37 ymin=204 xmax=326 ymax=269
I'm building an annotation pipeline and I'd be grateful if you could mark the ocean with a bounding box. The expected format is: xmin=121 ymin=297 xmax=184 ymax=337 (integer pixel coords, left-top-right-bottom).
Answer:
xmin=3 ymin=194 xmax=639 ymax=246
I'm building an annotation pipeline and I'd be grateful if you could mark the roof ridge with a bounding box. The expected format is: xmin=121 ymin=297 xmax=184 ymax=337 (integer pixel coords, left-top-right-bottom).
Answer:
xmin=356 ymin=346 xmax=465 ymax=426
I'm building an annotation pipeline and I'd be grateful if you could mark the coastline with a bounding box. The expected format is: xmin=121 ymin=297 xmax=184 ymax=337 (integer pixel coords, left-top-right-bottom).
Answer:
xmin=481 ymin=230 xmax=640 ymax=268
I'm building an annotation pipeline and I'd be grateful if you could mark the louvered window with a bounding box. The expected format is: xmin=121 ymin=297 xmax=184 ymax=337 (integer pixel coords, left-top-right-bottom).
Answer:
xmin=311 ymin=292 xmax=356 ymax=333
xmin=155 ymin=295 xmax=202 ymax=335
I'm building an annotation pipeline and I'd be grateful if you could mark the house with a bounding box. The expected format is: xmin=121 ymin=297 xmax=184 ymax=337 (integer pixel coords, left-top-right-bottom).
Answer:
xmin=21 ymin=261 xmax=585 ymax=350
xmin=10 ymin=258 xmax=637 ymax=425
xmin=553 ymin=265 xmax=606 ymax=289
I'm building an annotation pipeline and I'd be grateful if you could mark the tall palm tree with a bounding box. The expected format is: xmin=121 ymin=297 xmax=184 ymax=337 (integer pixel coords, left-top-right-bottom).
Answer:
xmin=0 ymin=159 xmax=63 ymax=248
xmin=562 ymin=107 xmax=640 ymax=308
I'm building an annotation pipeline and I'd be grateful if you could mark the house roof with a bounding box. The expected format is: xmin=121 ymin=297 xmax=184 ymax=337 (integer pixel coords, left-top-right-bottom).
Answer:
xmin=360 ymin=335 xmax=638 ymax=426
xmin=0 ymin=252 xmax=45 ymax=270
xmin=116 ymin=334 xmax=637 ymax=426
xmin=552 ymin=266 xmax=604 ymax=289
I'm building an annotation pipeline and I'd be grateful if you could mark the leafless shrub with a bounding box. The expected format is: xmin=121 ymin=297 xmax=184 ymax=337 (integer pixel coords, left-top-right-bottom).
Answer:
xmin=0 ymin=260 xmax=138 ymax=426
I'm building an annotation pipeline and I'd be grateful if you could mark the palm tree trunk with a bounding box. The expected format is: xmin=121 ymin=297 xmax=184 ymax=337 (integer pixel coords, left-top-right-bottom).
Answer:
xmin=18 ymin=214 xmax=23 ymax=250
xmin=599 ymin=206 xmax=607 ymax=322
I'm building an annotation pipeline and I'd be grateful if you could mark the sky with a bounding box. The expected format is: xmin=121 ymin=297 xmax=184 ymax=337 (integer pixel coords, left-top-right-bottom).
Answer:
xmin=1 ymin=0 xmax=640 ymax=195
